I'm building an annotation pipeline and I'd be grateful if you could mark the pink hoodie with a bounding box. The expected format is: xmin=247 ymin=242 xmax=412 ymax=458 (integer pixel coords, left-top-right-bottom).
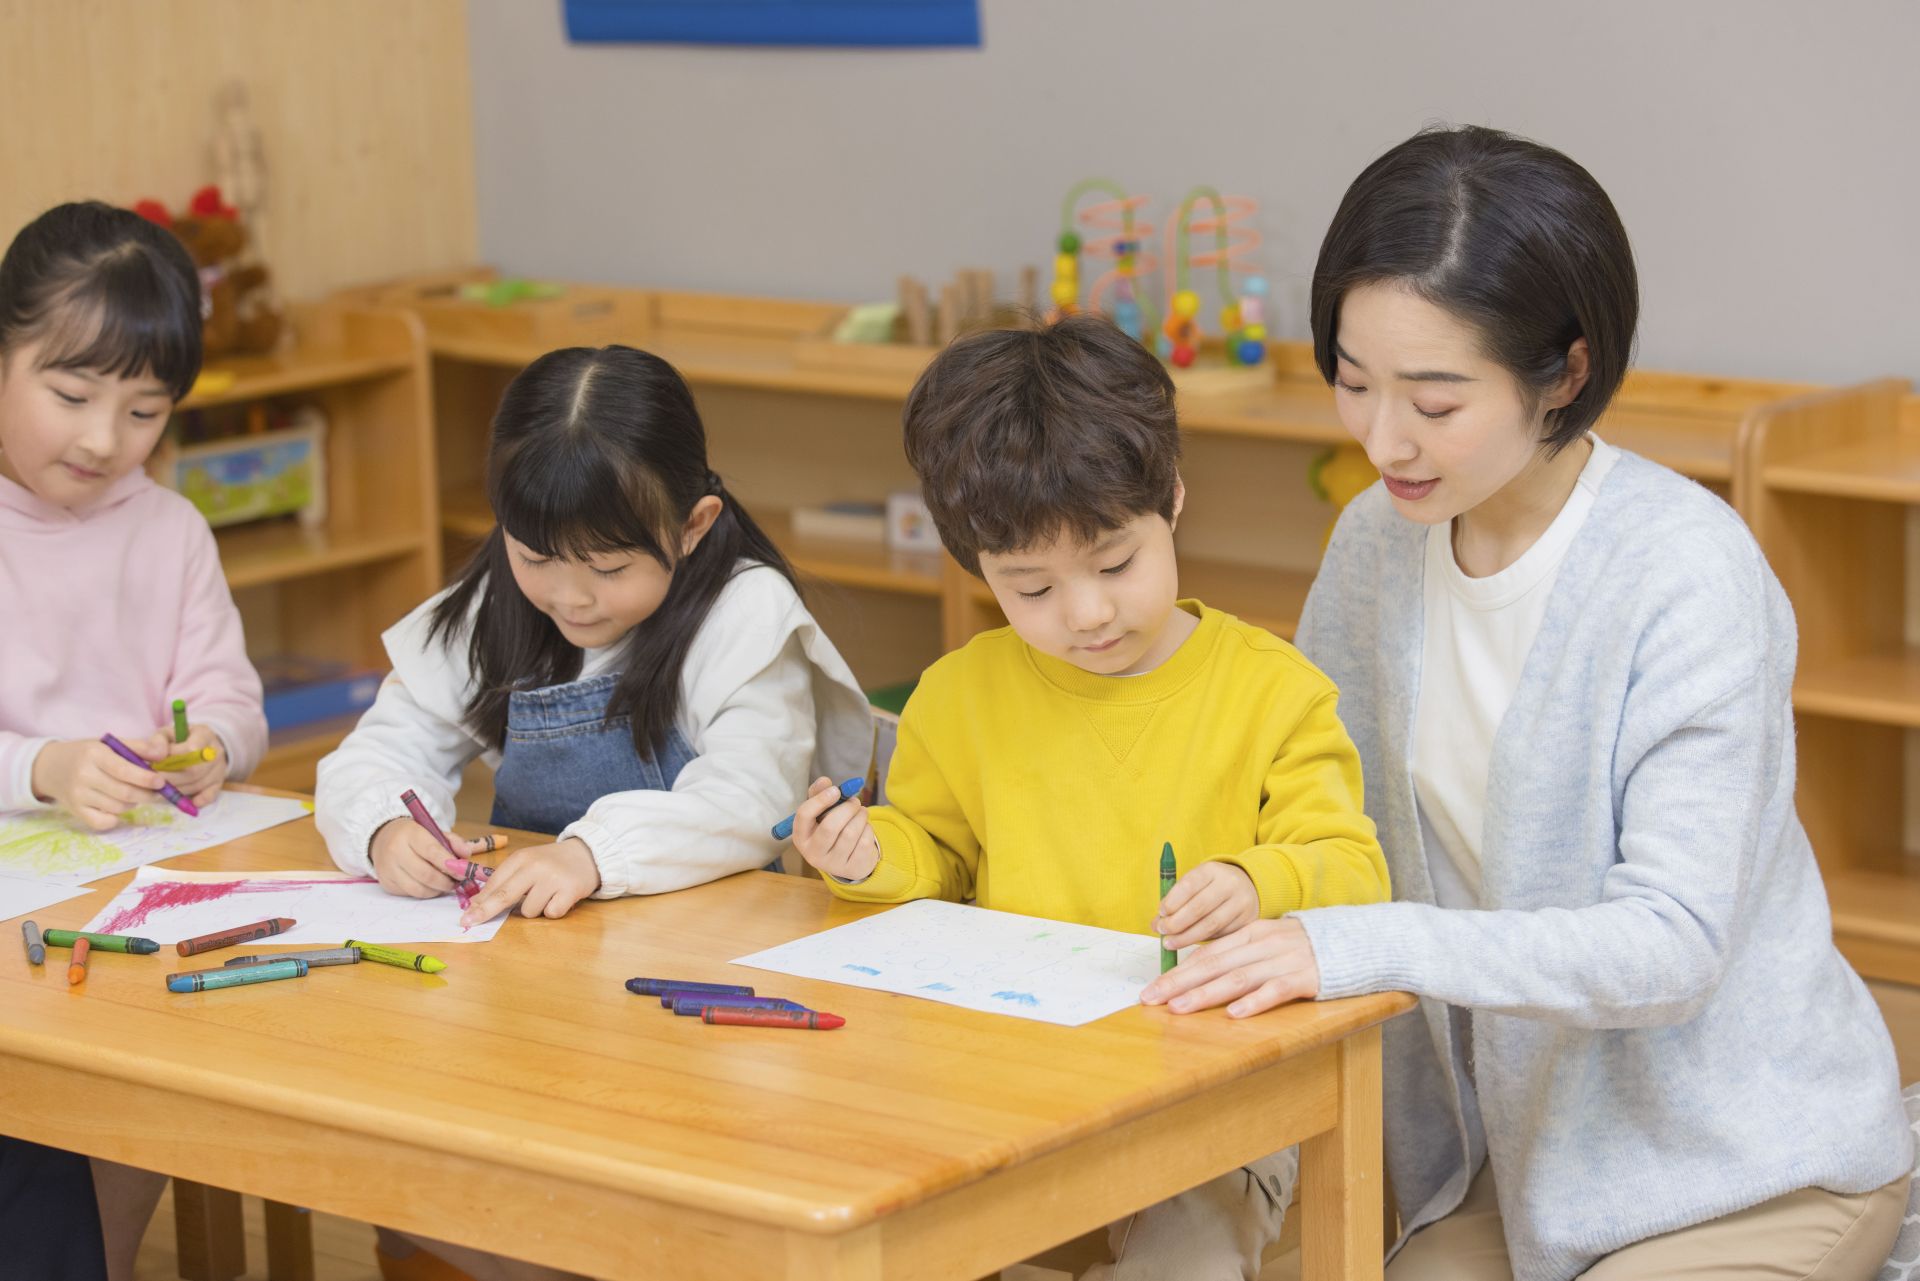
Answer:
xmin=0 ymin=469 xmax=267 ymax=808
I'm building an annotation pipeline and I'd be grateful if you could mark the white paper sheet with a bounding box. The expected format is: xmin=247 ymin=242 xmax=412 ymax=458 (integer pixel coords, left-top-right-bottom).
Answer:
xmin=0 ymin=792 xmax=314 ymax=885
xmin=79 ymin=867 xmax=506 ymax=946
xmin=0 ymin=871 xmax=88 ymax=924
xmin=732 ymin=899 xmax=1162 ymax=1027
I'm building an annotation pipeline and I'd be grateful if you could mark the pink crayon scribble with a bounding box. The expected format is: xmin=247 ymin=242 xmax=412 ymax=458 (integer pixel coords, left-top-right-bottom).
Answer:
xmin=98 ymin=876 xmax=377 ymax=934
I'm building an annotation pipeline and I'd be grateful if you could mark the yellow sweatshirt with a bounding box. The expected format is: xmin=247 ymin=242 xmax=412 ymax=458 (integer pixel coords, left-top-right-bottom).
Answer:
xmin=830 ymin=601 xmax=1388 ymax=933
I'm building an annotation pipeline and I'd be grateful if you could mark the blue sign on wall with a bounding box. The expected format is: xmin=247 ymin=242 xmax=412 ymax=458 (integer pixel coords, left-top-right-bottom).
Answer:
xmin=563 ymin=1 xmax=981 ymax=48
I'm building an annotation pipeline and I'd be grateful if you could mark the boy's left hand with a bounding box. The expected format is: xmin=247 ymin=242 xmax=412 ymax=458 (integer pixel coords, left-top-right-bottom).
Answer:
xmin=155 ymin=724 xmax=229 ymax=808
xmin=458 ymin=837 xmax=600 ymax=926
xmin=1155 ymin=861 xmax=1259 ymax=951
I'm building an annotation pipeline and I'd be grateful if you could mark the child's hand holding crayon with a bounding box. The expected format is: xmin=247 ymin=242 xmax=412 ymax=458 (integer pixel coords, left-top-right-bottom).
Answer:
xmin=370 ymin=818 xmax=503 ymax=900
xmin=29 ymin=731 xmax=171 ymax=830
xmin=152 ymin=722 xmax=228 ymax=808
xmin=791 ymin=775 xmax=881 ymax=883
xmin=456 ymin=837 xmax=599 ymax=926
xmin=1153 ymin=862 xmax=1260 ymax=952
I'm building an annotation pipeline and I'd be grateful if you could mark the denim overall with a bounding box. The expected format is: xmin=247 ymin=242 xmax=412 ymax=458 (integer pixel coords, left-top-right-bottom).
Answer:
xmin=490 ymin=672 xmax=695 ymax=835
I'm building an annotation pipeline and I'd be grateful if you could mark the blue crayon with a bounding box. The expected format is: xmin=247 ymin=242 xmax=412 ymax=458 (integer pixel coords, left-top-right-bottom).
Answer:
xmin=669 ymin=996 xmax=807 ymax=1016
xmin=167 ymin=959 xmax=308 ymax=993
xmin=626 ymin=977 xmax=754 ymax=999
xmin=770 ymin=776 xmax=865 ymax=840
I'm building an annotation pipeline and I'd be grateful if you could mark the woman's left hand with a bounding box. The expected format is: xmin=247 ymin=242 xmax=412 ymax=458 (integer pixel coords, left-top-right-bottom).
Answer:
xmin=1141 ymin=917 xmax=1322 ymax=1018
xmin=458 ymin=837 xmax=600 ymax=926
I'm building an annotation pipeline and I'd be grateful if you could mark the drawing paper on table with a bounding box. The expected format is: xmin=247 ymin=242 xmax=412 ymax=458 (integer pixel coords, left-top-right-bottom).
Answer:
xmin=80 ymin=867 xmax=507 ymax=945
xmin=731 ymin=899 xmax=1162 ymax=1027
xmin=0 ymin=871 xmax=88 ymax=924
xmin=0 ymin=792 xmax=313 ymax=885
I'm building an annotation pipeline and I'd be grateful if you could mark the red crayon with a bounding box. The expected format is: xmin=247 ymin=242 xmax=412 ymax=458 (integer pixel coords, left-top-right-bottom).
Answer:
xmin=700 ymin=1007 xmax=844 ymax=1030
xmin=175 ymin=917 xmax=296 ymax=957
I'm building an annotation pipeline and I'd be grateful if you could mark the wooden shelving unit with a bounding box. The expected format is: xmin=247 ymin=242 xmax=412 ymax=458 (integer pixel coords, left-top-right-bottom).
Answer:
xmin=1740 ymin=378 xmax=1920 ymax=983
xmin=184 ymin=303 xmax=440 ymax=792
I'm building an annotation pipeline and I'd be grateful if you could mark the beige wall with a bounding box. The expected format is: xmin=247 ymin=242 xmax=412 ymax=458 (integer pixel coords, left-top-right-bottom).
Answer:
xmin=0 ymin=0 xmax=477 ymax=301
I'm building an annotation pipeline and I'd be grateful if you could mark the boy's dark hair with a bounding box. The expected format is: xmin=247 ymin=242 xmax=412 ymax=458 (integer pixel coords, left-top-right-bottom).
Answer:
xmin=0 ymin=201 xmax=203 ymax=400
xmin=431 ymin=345 xmax=798 ymax=758
xmin=1311 ymin=125 xmax=1639 ymax=454
xmin=902 ymin=313 xmax=1181 ymax=575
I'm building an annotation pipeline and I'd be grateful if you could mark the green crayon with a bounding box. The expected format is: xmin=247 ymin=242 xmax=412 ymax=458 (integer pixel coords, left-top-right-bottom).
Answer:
xmin=1159 ymin=842 xmax=1178 ymax=974
xmin=345 ymin=940 xmax=446 ymax=973
xmin=42 ymin=929 xmax=160 ymax=955
xmin=172 ymin=698 xmax=189 ymax=742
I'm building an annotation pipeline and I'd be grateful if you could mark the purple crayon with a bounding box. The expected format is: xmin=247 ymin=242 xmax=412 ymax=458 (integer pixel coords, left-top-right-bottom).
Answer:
xmin=625 ymin=977 xmax=754 ymax=1000
xmin=669 ymin=996 xmax=808 ymax=1017
xmin=102 ymin=734 xmax=198 ymax=817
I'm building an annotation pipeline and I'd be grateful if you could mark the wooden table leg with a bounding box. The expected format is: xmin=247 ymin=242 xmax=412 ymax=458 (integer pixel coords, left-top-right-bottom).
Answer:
xmin=172 ymin=1180 xmax=246 ymax=1281
xmin=784 ymin=1225 xmax=882 ymax=1281
xmin=264 ymin=1200 xmax=317 ymax=1281
xmin=1300 ymin=1024 xmax=1385 ymax=1281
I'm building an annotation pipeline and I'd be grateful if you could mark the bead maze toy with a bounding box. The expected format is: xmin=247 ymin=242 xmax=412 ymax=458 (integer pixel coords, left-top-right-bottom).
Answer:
xmin=1050 ymin=178 xmax=1160 ymax=344
xmin=1160 ymin=185 xmax=1267 ymax=370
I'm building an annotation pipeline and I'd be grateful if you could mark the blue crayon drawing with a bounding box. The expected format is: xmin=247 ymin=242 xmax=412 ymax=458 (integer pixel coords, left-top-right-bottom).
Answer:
xmin=842 ymin=963 xmax=881 ymax=976
xmin=992 ymin=990 xmax=1041 ymax=1007
xmin=920 ymin=982 xmax=955 ymax=992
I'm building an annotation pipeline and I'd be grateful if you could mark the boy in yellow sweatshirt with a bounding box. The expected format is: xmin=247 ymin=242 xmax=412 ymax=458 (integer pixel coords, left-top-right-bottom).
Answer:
xmin=789 ymin=314 xmax=1388 ymax=1281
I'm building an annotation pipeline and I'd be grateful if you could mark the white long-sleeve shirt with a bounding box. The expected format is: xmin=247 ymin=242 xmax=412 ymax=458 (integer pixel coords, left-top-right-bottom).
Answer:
xmin=315 ymin=564 xmax=872 ymax=896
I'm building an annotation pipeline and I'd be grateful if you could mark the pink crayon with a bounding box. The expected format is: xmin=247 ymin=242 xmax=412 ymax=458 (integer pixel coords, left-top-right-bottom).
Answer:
xmin=102 ymin=734 xmax=197 ymax=817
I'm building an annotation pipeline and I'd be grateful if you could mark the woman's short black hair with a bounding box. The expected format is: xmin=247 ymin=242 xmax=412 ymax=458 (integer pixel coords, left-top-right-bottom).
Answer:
xmin=1311 ymin=125 xmax=1639 ymax=453
xmin=0 ymin=201 xmax=203 ymax=401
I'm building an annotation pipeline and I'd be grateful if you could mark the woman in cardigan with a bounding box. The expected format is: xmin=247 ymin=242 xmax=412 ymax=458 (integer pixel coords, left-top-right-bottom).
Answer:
xmin=1144 ymin=125 xmax=1913 ymax=1281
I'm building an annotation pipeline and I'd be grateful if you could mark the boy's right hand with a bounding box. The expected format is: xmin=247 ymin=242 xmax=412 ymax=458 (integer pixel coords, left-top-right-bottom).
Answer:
xmin=31 ymin=735 xmax=170 ymax=831
xmin=792 ymin=775 xmax=881 ymax=883
xmin=369 ymin=817 xmax=494 ymax=899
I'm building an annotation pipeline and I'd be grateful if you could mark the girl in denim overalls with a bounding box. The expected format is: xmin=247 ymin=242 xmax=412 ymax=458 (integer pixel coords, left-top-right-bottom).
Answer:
xmin=316 ymin=344 xmax=872 ymax=930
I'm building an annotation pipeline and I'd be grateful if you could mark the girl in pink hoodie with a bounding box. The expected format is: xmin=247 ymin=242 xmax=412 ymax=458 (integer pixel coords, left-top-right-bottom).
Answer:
xmin=0 ymin=202 xmax=267 ymax=1279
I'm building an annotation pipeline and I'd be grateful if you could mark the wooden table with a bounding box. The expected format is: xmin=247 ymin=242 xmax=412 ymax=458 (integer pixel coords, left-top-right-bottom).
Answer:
xmin=0 ymin=810 xmax=1413 ymax=1280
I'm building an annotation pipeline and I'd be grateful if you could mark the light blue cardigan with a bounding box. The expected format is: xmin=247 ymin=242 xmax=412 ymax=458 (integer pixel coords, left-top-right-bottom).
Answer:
xmin=1292 ymin=450 xmax=1912 ymax=1281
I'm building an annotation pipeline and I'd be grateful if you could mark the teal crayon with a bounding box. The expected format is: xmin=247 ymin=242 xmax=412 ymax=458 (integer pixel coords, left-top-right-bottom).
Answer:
xmin=168 ymin=959 xmax=307 ymax=992
xmin=42 ymin=929 xmax=160 ymax=955
xmin=21 ymin=920 xmax=43 ymax=965
xmin=1159 ymin=842 xmax=1178 ymax=974
xmin=223 ymin=947 xmax=359 ymax=968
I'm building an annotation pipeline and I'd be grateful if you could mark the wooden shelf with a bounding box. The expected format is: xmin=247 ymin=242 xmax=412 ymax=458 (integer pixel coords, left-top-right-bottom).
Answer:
xmin=758 ymin=509 xmax=946 ymax=597
xmin=963 ymin=558 xmax=1316 ymax=640
xmin=181 ymin=348 xmax=416 ymax=410
xmin=1762 ymin=431 xmax=1920 ymax=502
xmin=219 ymin=522 xmax=426 ymax=591
xmin=441 ymin=485 xmax=496 ymax=540
xmin=1795 ymin=649 xmax=1920 ymax=727
xmin=1825 ymin=867 xmax=1920 ymax=986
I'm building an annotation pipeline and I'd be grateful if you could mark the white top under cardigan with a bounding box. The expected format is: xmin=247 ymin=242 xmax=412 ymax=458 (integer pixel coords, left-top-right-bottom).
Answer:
xmin=1292 ymin=449 xmax=1912 ymax=1281
xmin=1414 ymin=437 xmax=1618 ymax=906
xmin=315 ymin=563 xmax=873 ymax=897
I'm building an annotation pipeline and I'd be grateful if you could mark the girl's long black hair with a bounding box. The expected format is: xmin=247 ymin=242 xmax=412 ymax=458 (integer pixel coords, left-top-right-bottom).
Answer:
xmin=429 ymin=345 xmax=798 ymax=758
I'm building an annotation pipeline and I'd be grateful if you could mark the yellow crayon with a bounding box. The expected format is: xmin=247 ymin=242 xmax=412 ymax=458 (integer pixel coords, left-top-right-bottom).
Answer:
xmin=152 ymin=746 xmax=217 ymax=772
xmin=345 ymin=940 xmax=446 ymax=973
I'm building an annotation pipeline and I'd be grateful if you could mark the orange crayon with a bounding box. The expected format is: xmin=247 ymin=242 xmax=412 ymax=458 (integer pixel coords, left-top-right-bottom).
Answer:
xmin=68 ymin=937 xmax=90 ymax=986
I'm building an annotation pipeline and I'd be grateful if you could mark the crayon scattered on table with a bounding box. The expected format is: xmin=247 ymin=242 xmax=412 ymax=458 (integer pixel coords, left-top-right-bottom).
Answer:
xmin=669 ymin=995 xmax=807 ymax=1016
xmin=700 ymin=1007 xmax=843 ymax=1030
xmin=223 ymin=947 xmax=359 ymax=968
xmin=346 ymin=940 xmax=445 ymax=973
xmin=42 ymin=929 xmax=159 ymax=955
xmin=21 ymin=920 xmax=43 ymax=966
xmin=627 ymin=977 xmax=754 ymax=999
xmin=68 ymin=937 xmax=90 ymax=986
xmin=167 ymin=959 xmax=308 ymax=993
xmin=176 ymin=917 xmax=296 ymax=958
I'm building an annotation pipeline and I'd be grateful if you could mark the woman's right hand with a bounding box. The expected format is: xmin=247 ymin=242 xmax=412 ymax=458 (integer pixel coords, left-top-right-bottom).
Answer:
xmin=31 ymin=735 xmax=169 ymax=831
xmin=792 ymin=775 xmax=881 ymax=883
xmin=369 ymin=817 xmax=493 ymax=898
